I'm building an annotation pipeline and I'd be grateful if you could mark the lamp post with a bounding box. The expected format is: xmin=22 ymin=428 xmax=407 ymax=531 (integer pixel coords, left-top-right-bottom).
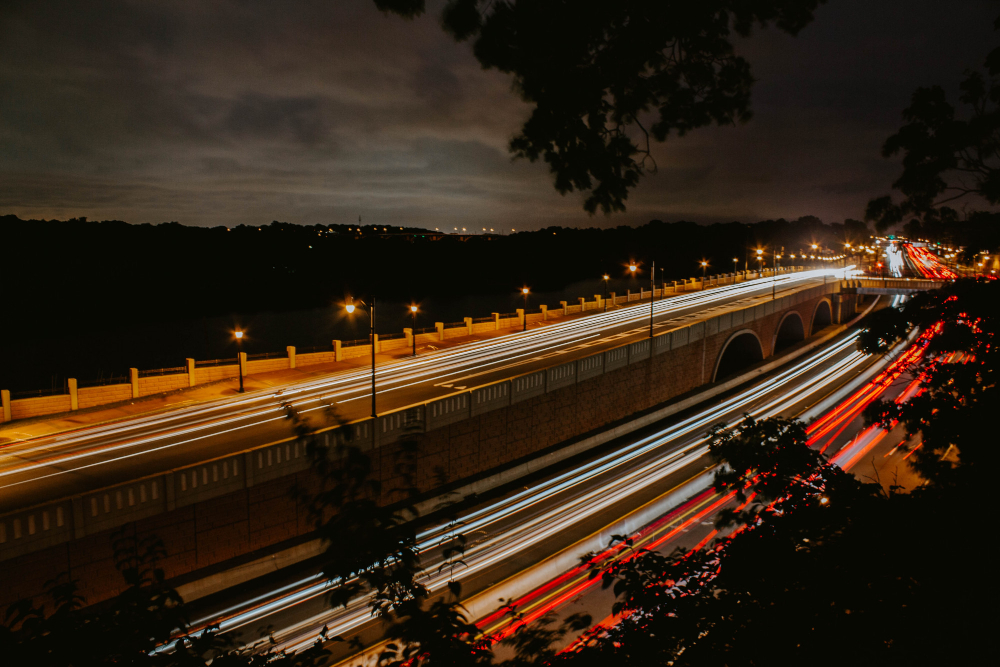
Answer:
xmin=649 ymin=260 xmax=655 ymax=338
xmin=773 ymin=249 xmax=781 ymax=300
xmin=756 ymin=248 xmax=764 ymax=279
xmin=700 ymin=261 xmax=708 ymax=290
xmin=234 ymin=329 xmax=244 ymax=393
xmin=410 ymin=304 xmax=418 ymax=356
xmin=603 ymin=274 xmax=610 ymax=311
xmin=732 ymin=258 xmax=738 ymax=283
xmin=521 ymin=287 xmax=529 ymax=331
xmin=345 ymin=296 xmax=377 ymax=418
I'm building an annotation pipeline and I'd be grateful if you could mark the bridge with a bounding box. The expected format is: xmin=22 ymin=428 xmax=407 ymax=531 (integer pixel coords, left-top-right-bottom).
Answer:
xmin=0 ymin=271 xmax=946 ymax=610
xmin=839 ymin=277 xmax=946 ymax=295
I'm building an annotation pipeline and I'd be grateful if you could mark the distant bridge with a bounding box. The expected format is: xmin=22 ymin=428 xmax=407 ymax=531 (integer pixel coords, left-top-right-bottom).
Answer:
xmin=839 ymin=278 xmax=946 ymax=295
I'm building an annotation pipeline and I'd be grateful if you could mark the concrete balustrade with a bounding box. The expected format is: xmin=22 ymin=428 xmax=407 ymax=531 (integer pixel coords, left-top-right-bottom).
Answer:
xmin=1 ymin=267 xmax=815 ymax=423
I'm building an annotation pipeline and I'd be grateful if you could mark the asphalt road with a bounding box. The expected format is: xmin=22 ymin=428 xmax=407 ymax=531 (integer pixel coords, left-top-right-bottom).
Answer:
xmin=0 ymin=270 xmax=843 ymax=512
xmin=176 ymin=317 xmax=890 ymax=660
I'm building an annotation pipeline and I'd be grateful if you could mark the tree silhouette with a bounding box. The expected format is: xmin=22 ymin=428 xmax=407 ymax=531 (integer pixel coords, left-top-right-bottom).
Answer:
xmin=866 ymin=18 xmax=1000 ymax=232
xmin=376 ymin=0 xmax=824 ymax=214
xmin=862 ymin=278 xmax=997 ymax=489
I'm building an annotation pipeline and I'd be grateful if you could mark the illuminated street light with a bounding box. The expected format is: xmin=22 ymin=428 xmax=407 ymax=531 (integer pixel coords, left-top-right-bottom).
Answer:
xmin=234 ymin=329 xmax=244 ymax=393
xmin=410 ymin=304 xmax=418 ymax=356
xmin=649 ymin=260 xmax=656 ymax=337
xmin=700 ymin=260 xmax=708 ymax=291
xmin=345 ymin=296 xmax=377 ymax=418
xmin=603 ymin=274 xmax=610 ymax=312
xmin=521 ymin=287 xmax=530 ymax=331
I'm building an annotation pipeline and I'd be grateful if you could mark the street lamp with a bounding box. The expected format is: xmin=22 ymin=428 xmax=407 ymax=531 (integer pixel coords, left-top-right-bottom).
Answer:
xmin=345 ymin=296 xmax=377 ymax=418
xmin=234 ymin=329 xmax=244 ymax=393
xmin=649 ymin=260 xmax=655 ymax=338
xmin=521 ymin=287 xmax=529 ymax=331
xmin=773 ymin=249 xmax=782 ymax=300
xmin=732 ymin=258 xmax=738 ymax=282
xmin=700 ymin=261 xmax=708 ymax=290
xmin=603 ymin=274 xmax=610 ymax=311
xmin=756 ymin=248 xmax=764 ymax=278
xmin=410 ymin=304 xmax=418 ymax=356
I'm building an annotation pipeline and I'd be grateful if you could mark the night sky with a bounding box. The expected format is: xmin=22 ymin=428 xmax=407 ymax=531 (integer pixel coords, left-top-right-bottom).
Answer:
xmin=1 ymin=0 xmax=997 ymax=230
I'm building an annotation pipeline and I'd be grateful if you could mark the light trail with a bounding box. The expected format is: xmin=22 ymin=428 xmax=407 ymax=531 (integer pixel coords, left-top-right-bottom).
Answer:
xmin=904 ymin=244 xmax=956 ymax=280
xmin=1 ymin=269 xmax=854 ymax=495
xmin=213 ymin=327 xmax=872 ymax=655
xmin=470 ymin=331 xmax=934 ymax=656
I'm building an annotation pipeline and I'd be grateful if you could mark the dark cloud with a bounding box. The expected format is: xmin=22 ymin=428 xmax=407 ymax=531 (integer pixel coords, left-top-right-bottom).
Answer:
xmin=1 ymin=0 xmax=997 ymax=229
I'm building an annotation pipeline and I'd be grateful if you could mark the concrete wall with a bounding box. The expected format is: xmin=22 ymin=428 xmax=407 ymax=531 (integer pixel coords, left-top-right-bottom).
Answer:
xmin=0 ymin=282 xmax=832 ymax=608
xmin=137 ymin=374 xmax=190 ymax=396
xmin=10 ymin=394 xmax=73 ymax=420
xmin=78 ymin=384 xmax=132 ymax=410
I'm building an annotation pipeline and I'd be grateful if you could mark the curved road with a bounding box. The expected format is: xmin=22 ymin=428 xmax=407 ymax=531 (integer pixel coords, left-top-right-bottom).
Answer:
xmin=0 ymin=269 xmax=847 ymax=512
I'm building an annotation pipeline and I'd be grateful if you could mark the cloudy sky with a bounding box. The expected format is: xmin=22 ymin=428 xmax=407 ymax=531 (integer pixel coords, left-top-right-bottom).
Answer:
xmin=1 ymin=0 xmax=997 ymax=230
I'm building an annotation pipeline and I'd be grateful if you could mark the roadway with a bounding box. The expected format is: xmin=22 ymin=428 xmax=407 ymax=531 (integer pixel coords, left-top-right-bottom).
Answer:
xmin=172 ymin=305 xmax=904 ymax=661
xmin=0 ymin=269 xmax=846 ymax=512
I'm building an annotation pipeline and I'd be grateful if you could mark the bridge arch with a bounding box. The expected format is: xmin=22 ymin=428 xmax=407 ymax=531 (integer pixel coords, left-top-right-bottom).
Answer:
xmin=713 ymin=329 xmax=765 ymax=382
xmin=810 ymin=298 xmax=832 ymax=335
xmin=772 ymin=311 xmax=805 ymax=354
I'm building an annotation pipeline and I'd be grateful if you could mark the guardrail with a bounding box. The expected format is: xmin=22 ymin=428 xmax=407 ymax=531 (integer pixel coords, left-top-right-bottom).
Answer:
xmin=138 ymin=367 xmax=187 ymax=378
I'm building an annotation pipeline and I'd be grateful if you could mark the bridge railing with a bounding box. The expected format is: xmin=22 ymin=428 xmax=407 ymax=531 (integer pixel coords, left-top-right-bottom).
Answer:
xmin=0 ymin=279 xmax=839 ymax=564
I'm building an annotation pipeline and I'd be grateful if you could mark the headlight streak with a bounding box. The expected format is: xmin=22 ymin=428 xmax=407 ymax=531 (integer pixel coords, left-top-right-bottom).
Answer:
xmin=181 ymin=330 xmax=871 ymax=654
xmin=276 ymin=347 xmax=873 ymax=655
xmin=3 ymin=270 xmax=848 ymax=491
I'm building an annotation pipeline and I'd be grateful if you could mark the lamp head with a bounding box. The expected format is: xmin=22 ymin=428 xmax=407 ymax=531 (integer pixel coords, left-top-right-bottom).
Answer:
xmin=345 ymin=297 xmax=356 ymax=314
xmin=629 ymin=264 xmax=637 ymax=272
xmin=235 ymin=330 xmax=243 ymax=339
xmin=603 ymin=274 xmax=609 ymax=280
xmin=410 ymin=305 xmax=418 ymax=313
xmin=522 ymin=287 xmax=529 ymax=294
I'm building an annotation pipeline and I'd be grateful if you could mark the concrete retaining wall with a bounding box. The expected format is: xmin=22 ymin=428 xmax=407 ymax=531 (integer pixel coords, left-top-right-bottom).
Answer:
xmin=78 ymin=384 xmax=132 ymax=409
xmin=10 ymin=394 xmax=73 ymax=420
xmin=137 ymin=374 xmax=189 ymax=396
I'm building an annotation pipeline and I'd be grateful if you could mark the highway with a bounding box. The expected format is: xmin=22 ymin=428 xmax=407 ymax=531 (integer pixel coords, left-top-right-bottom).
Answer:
xmin=0 ymin=268 xmax=848 ymax=512
xmin=170 ymin=302 xmax=902 ymax=661
xmin=476 ymin=323 xmax=929 ymax=660
xmin=903 ymin=244 xmax=957 ymax=280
